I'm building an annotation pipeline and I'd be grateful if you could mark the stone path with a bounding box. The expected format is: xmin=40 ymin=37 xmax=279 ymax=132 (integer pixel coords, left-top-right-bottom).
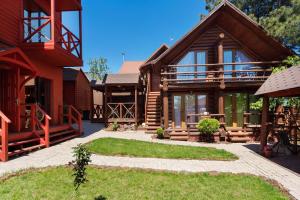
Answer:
xmin=0 ymin=121 xmax=300 ymax=199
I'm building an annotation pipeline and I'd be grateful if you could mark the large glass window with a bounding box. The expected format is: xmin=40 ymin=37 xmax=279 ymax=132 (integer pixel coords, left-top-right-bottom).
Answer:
xmin=176 ymin=51 xmax=206 ymax=80
xmin=173 ymin=96 xmax=182 ymax=128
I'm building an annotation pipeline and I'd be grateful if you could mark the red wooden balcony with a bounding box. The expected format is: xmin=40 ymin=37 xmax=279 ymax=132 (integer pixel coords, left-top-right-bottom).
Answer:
xmin=21 ymin=1 xmax=82 ymax=67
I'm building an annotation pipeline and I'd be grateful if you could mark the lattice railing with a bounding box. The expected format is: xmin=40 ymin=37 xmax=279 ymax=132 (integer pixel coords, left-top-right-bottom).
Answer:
xmin=107 ymin=103 xmax=135 ymax=120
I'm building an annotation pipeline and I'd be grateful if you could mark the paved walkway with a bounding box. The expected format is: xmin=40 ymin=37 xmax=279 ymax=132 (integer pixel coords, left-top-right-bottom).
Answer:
xmin=1 ymin=121 xmax=300 ymax=199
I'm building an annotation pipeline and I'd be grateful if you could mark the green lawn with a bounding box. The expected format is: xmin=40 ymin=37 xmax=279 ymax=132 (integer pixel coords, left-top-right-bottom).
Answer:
xmin=85 ymin=138 xmax=238 ymax=160
xmin=0 ymin=167 xmax=289 ymax=200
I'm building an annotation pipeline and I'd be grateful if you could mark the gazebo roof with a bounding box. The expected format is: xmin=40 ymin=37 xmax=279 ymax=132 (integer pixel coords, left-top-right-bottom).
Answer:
xmin=103 ymin=73 xmax=140 ymax=85
xmin=255 ymin=65 xmax=300 ymax=97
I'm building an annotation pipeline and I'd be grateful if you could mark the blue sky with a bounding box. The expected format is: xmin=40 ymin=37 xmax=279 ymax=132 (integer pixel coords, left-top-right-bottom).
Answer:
xmin=66 ymin=0 xmax=207 ymax=73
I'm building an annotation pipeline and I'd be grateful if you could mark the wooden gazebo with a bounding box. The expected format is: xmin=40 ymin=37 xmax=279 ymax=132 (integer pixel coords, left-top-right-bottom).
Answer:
xmin=101 ymin=73 xmax=143 ymax=126
xmin=256 ymin=66 xmax=300 ymax=152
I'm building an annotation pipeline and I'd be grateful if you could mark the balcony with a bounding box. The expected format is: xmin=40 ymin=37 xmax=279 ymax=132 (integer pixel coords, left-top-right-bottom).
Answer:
xmin=161 ymin=61 xmax=279 ymax=89
xmin=21 ymin=3 xmax=82 ymax=67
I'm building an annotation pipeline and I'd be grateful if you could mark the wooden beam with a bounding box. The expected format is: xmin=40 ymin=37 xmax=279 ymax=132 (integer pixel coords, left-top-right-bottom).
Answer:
xmin=135 ymin=85 xmax=138 ymax=126
xmin=218 ymin=91 xmax=225 ymax=123
xmin=104 ymin=86 xmax=107 ymax=126
xmin=260 ymin=96 xmax=269 ymax=152
xmin=163 ymin=80 xmax=169 ymax=130
xmin=218 ymin=33 xmax=225 ymax=89
xmin=50 ymin=0 xmax=55 ymax=42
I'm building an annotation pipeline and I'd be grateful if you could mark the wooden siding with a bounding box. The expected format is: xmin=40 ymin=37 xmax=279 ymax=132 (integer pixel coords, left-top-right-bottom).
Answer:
xmin=63 ymin=81 xmax=76 ymax=106
xmin=0 ymin=0 xmax=22 ymax=46
xmin=75 ymin=71 xmax=91 ymax=111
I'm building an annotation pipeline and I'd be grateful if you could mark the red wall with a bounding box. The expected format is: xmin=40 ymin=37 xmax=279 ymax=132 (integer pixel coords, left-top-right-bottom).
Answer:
xmin=0 ymin=0 xmax=22 ymax=46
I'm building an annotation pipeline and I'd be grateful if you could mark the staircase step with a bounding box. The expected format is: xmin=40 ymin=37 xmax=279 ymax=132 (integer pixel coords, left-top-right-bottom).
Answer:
xmin=228 ymin=132 xmax=253 ymax=137
xmin=170 ymin=136 xmax=188 ymax=141
xmin=50 ymin=134 xmax=78 ymax=145
xmin=50 ymin=129 xmax=75 ymax=138
xmin=230 ymin=137 xmax=252 ymax=143
xmin=7 ymin=138 xmax=41 ymax=147
xmin=8 ymin=144 xmax=45 ymax=157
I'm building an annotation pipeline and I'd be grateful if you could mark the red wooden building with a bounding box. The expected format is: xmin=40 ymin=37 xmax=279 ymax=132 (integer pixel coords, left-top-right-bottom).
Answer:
xmin=0 ymin=0 xmax=83 ymax=161
xmin=63 ymin=68 xmax=91 ymax=120
xmin=140 ymin=1 xmax=293 ymax=142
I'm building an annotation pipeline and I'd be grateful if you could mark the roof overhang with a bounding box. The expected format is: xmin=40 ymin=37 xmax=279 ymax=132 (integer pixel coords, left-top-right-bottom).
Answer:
xmin=255 ymin=66 xmax=300 ymax=97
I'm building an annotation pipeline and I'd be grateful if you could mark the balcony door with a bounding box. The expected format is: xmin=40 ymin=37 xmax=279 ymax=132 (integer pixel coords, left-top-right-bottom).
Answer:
xmin=173 ymin=94 xmax=207 ymax=129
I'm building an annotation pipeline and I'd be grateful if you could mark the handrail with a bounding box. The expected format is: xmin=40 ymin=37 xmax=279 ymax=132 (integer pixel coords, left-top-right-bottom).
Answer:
xmin=31 ymin=104 xmax=51 ymax=147
xmin=66 ymin=105 xmax=83 ymax=135
xmin=0 ymin=111 xmax=11 ymax=161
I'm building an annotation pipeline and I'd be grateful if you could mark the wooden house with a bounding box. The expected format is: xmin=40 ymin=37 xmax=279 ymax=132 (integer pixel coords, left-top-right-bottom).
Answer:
xmin=63 ymin=68 xmax=91 ymax=120
xmin=140 ymin=1 xmax=293 ymax=142
xmin=0 ymin=0 xmax=83 ymax=161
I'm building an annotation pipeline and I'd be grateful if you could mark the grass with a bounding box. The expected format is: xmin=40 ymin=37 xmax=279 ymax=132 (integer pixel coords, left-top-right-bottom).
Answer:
xmin=85 ymin=138 xmax=238 ymax=160
xmin=0 ymin=167 xmax=289 ymax=200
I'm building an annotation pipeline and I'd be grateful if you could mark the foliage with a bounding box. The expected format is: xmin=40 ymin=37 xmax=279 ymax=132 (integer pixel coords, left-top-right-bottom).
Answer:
xmin=196 ymin=118 xmax=220 ymax=135
xmin=112 ymin=121 xmax=119 ymax=131
xmin=69 ymin=144 xmax=92 ymax=191
xmin=86 ymin=137 xmax=238 ymax=160
xmin=204 ymin=0 xmax=300 ymax=51
xmin=156 ymin=127 xmax=164 ymax=139
xmin=250 ymin=56 xmax=300 ymax=111
xmin=0 ymin=167 xmax=289 ymax=200
xmin=88 ymin=57 xmax=109 ymax=81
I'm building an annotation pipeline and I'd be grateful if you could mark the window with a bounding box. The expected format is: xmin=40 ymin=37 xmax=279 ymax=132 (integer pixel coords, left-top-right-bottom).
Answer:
xmin=176 ymin=51 xmax=206 ymax=80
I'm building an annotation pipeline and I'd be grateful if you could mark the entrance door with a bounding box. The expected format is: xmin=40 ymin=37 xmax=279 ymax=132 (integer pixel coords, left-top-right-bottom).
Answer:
xmin=173 ymin=94 xmax=207 ymax=129
xmin=0 ymin=69 xmax=18 ymax=131
xmin=224 ymin=93 xmax=247 ymax=127
xmin=35 ymin=77 xmax=51 ymax=114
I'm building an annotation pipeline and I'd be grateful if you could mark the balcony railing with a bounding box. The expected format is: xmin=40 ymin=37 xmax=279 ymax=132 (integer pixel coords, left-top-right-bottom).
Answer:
xmin=107 ymin=103 xmax=135 ymax=122
xmin=161 ymin=61 xmax=279 ymax=84
xmin=23 ymin=17 xmax=82 ymax=58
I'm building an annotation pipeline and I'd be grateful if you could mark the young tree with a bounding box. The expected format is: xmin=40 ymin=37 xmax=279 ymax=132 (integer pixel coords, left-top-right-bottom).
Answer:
xmin=88 ymin=57 xmax=109 ymax=81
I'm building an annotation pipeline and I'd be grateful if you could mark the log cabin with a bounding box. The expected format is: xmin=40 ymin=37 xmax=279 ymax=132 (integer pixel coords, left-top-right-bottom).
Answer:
xmin=63 ymin=68 xmax=91 ymax=120
xmin=0 ymin=0 xmax=83 ymax=161
xmin=140 ymin=1 xmax=294 ymax=142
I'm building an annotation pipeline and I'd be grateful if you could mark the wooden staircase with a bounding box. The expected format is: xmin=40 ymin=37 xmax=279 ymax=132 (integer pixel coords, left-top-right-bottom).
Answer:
xmin=145 ymin=92 xmax=161 ymax=134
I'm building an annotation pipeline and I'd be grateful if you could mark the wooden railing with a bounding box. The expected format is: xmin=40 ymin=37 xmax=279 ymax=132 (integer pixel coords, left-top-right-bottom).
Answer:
xmin=0 ymin=111 xmax=11 ymax=162
xmin=161 ymin=61 xmax=278 ymax=84
xmin=186 ymin=113 xmax=225 ymax=136
xmin=30 ymin=104 xmax=52 ymax=147
xmin=107 ymin=103 xmax=135 ymax=121
xmin=64 ymin=105 xmax=83 ymax=135
xmin=92 ymin=104 xmax=104 ymax=121
xmin=23 ymin=17 xmax=82 ymax=58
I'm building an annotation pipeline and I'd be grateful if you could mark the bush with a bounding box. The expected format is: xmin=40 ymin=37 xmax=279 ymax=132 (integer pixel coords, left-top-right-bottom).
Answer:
xmin=112 ymin=121 xmax=119 ymax=131
xmin=196 ymin=118 xmax=220 ymax=135
xmin=156 ymin=127 xmax=164 ymax=139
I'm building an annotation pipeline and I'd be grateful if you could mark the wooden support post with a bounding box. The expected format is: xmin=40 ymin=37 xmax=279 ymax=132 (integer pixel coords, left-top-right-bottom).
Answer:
xmin=218 ymin=33 xmax=225 ymax=89
xmin=135 ymin=86 xmax=138 ymax=126
xmin=218 ymin=91 xmax=225 ymax=124
xmin=1 ymin=118 xmax=8 ymax=161
xmin=104 ymin=86 xmax=107 ymax=126
xmin=163 ymin=80 xmax=169 ymax=130
xmin=50 ymin=0 xmax=55 ymax=42
xmin=260 ymin=96 xmax=269 ymax=152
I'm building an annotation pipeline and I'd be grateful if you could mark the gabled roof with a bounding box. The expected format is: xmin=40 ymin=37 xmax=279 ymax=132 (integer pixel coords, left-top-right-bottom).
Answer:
xmin=140 ymin=44 xmax=169 ymax=70
xmin=119 ymin=61 xmax=144 ymax=74
xmin=63 ymin=68 xmax=90 ymax=84
xmin=153 ymin=0 xmax=293 ymax=65
xmin=103 ymin=73 xmax=140 ymax=85
xmin=255 ymin=66 xmax=300 ymax=97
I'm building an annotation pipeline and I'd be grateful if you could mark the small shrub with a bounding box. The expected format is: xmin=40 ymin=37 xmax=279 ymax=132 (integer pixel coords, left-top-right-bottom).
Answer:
xmin=196 ymin=118 xmax=220 ymax=135
xmin=69 ymin=144 xmax=92 ymax=191
xmin=112 ymin=121 xmax=119 ymax=131
xmin=156 ymin=127 xmax=164 ymax=139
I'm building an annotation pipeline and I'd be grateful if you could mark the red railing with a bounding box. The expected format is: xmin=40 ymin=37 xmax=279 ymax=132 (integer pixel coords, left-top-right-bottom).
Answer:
xmin=30 ymin=104 xmax=52 ymax=148
xmin=0 ymin=111 xmax=11 ymax=162
xmin=64 ymin=105 xmax=83 ymax=135
xmin=23 ymin=17 xmax=82 ymax=58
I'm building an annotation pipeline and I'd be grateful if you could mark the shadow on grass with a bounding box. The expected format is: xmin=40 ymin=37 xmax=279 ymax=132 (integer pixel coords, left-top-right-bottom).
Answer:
xmin=94 ymin=195 xmax=107 ymax=200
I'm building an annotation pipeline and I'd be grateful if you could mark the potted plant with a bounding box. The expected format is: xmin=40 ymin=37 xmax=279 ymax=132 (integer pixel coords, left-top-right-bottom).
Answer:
xmin=156 ymin=127 xmax=164 ymax=139
xmin=196 ymin=118 xmax=220 ymax=142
